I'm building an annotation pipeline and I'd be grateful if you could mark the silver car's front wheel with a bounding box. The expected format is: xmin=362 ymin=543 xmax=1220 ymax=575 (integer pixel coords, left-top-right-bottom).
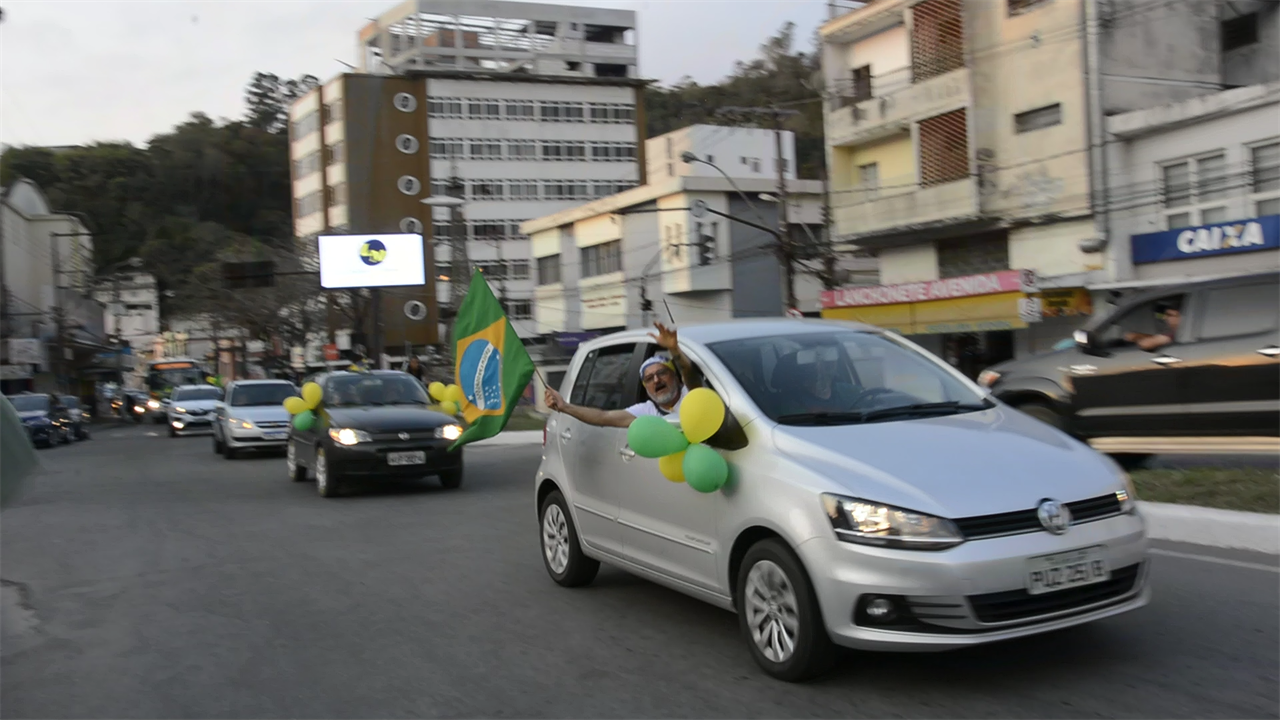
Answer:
xmin=744 ymin=560 xmax=799 ymax=663
xmin=735 ymin=539 xmax=836 ymax=682
xmin=538 ymin=489 xmax=599 ymax=587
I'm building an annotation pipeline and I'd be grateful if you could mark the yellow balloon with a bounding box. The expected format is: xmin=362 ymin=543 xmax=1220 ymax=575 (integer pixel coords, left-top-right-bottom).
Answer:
xmin=428 ymin=382 xmax=447 ymax=401
xmin=659 ymin=451 xmax=687 ymax=483
xmin=439 ymin=400 xmax=459 ymax=416
xmin=679 ymin=388 xmax=726 ymax=444
xmin=283 ymin=396 xmax=308 ymax=415
xmin=301 ymin=382 xmax=323 ymax=408
xmin=446 ymin=384 xmax=466 ymax=405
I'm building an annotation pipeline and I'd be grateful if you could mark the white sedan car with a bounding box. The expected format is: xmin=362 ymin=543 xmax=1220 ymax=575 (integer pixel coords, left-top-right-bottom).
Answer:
xmin=212 ymin=379 xmax=298 ymax=459
xmin=166 ymin=385 xmax=224 ymax=437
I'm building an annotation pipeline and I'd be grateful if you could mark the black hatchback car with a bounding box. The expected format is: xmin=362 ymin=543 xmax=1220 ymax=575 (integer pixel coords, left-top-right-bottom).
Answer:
xmin=285 ymin=370 xmax=465 ymax=498
xmin=7 ymin=393 xmax=74 ymax=447
xmin=980 ymin=272 xmax=1279 ymax=465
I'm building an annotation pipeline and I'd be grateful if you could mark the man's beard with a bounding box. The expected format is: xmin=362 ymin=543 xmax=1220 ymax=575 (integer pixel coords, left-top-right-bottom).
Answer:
xmin=649 ymin=385 xmax=679 ymax=408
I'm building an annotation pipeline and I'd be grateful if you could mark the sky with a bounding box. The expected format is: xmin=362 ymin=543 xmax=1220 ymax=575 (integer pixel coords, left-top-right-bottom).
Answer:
xmin=0 ymin=0 xmax=829 ymax=148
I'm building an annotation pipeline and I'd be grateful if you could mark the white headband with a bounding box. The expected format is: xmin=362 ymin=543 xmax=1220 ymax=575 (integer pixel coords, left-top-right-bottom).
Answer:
xmin=639 ymin=355 xmax=675 ymax=379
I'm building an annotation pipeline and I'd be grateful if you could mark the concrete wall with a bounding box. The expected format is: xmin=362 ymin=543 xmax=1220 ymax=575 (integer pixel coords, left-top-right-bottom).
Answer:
xmin=1097 ymin=0 xmax=1222 ymax=114
xmin=878 ymin=244 xmax=938 ymax=284
xmin=1222 ymin=1 xmax=1280 ymax=88
xmin=645 ymin=126 xmax=796 ymax=184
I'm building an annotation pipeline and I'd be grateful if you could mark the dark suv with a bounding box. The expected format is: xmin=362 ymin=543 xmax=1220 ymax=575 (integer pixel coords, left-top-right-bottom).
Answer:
xmin=980 ymin=272 xmax=1279 ymax=464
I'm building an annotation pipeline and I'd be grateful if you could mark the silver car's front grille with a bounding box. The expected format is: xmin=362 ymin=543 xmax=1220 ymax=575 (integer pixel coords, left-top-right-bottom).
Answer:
xmin=257 ymin=420 xmax=289 ymax=429
xmin=952 ymin=493 xmax=1124 ymax=540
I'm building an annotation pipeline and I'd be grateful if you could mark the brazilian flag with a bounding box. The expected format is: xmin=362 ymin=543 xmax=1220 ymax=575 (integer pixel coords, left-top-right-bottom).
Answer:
xmin=450 ymin=271 xmax=536 ymax=449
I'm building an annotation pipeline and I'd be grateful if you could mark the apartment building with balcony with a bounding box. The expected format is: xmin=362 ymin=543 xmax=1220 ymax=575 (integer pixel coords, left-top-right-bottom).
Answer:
xmin=289 ymin=0 xmax=644 ymax=355
xmin=818 ymin=0 xmax=1278 ymax=370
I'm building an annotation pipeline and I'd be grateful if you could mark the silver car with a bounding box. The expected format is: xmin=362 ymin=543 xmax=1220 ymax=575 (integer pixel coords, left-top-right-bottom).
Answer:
xmin=535 ymin=319 xmax=1148 ymax=681
xmin=166 ymin=384 xmax=224 ymax=437
xmin=212 ymin=380 xmax=298 ymax=459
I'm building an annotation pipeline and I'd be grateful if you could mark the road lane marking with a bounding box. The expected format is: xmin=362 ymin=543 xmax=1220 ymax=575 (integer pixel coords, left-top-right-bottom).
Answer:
xmin=1149 ymin=548 xmax=1280 ymax=573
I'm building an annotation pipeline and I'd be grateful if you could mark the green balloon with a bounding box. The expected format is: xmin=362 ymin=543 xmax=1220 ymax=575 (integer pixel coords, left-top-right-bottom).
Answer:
xmin=292 ymin=410 xmax=314 ymax=432
xmin=626 ymin=415 xmax=689 ymax=459
xmin=682 ymin=443 xmax=728 ymax=494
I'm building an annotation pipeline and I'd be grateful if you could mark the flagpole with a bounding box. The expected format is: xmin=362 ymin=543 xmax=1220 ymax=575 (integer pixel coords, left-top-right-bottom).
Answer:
xmin=470 ymin=270 xmax=550 ymax=390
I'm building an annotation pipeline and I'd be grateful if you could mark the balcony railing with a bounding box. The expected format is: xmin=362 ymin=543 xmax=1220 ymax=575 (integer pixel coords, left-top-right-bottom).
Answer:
xmin=826 ymin=66 xmax=970 ymax=148
xmin=831 ymin=172 xmax=978 ymax=240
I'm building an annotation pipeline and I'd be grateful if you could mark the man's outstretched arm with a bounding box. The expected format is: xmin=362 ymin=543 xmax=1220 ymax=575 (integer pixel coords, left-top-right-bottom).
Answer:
xmin=544 ymin=388 xmax=635 ymax=428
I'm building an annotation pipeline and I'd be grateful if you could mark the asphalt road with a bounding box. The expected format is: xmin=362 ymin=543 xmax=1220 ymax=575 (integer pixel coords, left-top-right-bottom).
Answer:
xmin=2 ymin=423 xmax=1277 ymax=719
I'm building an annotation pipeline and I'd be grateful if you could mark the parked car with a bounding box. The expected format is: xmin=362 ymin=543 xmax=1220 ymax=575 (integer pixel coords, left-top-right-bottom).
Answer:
xmin=980 ymin=272 xmax=1280 ymax=466
xmin=536 ymin=319 xmax=1148 ymax=681
xmin=59 ymin=395 xmax=90 ymax=440
xmin=212 ymin=379 xmax=297 ymax=458
xmin=285 ymin=370 xmax=465 ymax=498
xmin=6 ymin=393 xmax=73 ymax=447
xmin=165 ymin=384 xmax=224 ymax=437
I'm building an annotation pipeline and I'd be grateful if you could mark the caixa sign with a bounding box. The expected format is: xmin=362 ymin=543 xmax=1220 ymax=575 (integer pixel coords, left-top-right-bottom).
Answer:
xmin=1131 ymin=215 xmax=1279 ymax=264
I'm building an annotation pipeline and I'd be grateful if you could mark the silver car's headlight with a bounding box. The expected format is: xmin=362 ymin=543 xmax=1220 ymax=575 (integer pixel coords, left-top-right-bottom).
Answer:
xmin=174 ymin=406 xmax=188 ymax=415
xmin=329 ymin=428 xmax=372 ymax=446
xmin=1117 ymin=472 xmax=1138 ymax=514
xmin=434 ymin=424 xmax=463 ymax=441
xmin=231 ymin=418 xmax=254 ymax=429
xmin=820 ymin=493 xmax=964 ymax=550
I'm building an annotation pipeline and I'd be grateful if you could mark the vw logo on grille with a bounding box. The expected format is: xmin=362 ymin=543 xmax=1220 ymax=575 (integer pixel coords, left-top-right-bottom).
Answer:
xmin=1037 ymin=499 xmax=1071 ymax=534
xmin=398 ymin=432 xmax=410 ymax=441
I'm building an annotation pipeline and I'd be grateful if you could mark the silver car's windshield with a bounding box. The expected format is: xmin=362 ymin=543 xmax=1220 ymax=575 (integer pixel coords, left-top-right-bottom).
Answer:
xmin=230 ymin=383 xmax=298 ymax=407
xmin=708 ymin=330 xmax=989 ymax=426
xmin=173 ymin=387 xmax=223 ymax=402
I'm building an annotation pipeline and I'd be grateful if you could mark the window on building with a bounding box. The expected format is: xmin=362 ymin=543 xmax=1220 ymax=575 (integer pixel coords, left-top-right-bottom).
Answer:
xmin=545 ymin=182 xmax=589 ymax=200
xmin=291 ymin=111 xmax=319 ymax=139
xmin=581 ymin=240 xmax=623 ymax=277
xmin=471 ymin=222 xmax=507 ymax=240
xmin=1251 ymin=141 xmax=1280 ymax=216
xmin=469 ymin=141 xmax=504 ymax=160
xmin=918 ymin=108 xmax=969 ymax=187
xmin=1014 ymin=103 xmax=1062 ymax=133
xmin=467 ymin=99 xmax=502 ymax=119
xmin=327 ymin=183 xmax=348 ymax=207
xmin=592 ymin=104 xmax=614 ymax=122
xmin=469 ymin=181 xmax=505 ymax=200
xmin=508 ymin=182 xmax=539 ymax=200
xmin=295 ymin=191 xmax=323 ymax=218
xmin=506 ymin=100 xmax=536 ymax=120
xmin=434 ymin=222 xmax=452 ymax=241
xmin=850 ymin=65 xmax=873 ymax=103
xmin=858 ymin=162 xmax=879 ymax=199
xmin=1008 ymin=0 xmax=1051 ymax=16
xmin=502 ymin=299 xmax=533 ymax=320
xmin=1162 ymin=153 xmax=1231 ymax=228
xmin=912 ymin=0 xmax=965 ymax=81
xmin=1221 ymin=13 xmax=1259 ymax=52
xmin=326 ymin=141 xmax=344 ymax=165
xmin=509 ymin=141 xmax=538 ymax=160
xmin=323 ymin=99 xmax=343 ymax=125
xmin=937 ymin=234 xmax=1008 ymax=278
xmin=428 ymin=98 xmax=464 ymax=118
xmin=538 ymin=255 xmax=562 ymax=285
xmin=429 ymin=139 xmax=464 ymax=158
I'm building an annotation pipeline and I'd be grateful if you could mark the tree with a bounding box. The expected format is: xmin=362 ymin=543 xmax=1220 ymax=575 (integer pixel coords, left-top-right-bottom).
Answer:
xmin=245 ymin=72 xmax=320 ymax=134
xmin=643 ymin=22 xmax=826 ymax=177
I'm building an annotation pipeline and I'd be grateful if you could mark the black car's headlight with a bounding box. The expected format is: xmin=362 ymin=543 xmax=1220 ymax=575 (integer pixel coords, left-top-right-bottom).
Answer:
xmin=820 ymin=493 xmax=964 ymax=550
xmin=329 ymin=428 xmax=372 ymax=446
xmin=434 ymin=424 xmax=463 ymax=441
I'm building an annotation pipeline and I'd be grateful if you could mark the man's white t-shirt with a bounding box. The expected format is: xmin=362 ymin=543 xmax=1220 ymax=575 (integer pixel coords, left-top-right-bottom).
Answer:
xmin=625 ymin=386 xmax=688 ymax=419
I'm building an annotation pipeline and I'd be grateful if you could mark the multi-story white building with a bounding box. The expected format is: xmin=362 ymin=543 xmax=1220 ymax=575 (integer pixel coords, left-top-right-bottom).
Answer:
xmin=94 ymin=271 xmax=161 ymax=358
xmin=289 ymin=0 xmax=643 ymax=355
xmin=645 ymin=125 xmax=797 ymax=184
xmin=1 ymin=178 xmax=106 ymax=394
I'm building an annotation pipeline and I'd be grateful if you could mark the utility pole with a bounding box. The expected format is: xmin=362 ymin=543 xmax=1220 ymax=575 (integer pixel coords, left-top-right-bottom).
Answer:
xmin=714 ymin=106 xmax=801 ymax=312
xmin=820 ymin=165 xmax=838 ymax=290
xmin=446 ymin=173 xmax=471 ymax=345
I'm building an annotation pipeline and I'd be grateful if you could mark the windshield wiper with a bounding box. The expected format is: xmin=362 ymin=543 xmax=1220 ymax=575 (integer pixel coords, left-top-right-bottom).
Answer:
xmin=775 ymin=411 xmax=867 ymax=426
xmin=858 ymin=400 xmax=993 ymax=423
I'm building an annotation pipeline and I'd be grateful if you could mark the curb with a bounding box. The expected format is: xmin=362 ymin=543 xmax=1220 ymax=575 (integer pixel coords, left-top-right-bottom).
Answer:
xmin=1139 ymin=501 xmax=1279 ymax=554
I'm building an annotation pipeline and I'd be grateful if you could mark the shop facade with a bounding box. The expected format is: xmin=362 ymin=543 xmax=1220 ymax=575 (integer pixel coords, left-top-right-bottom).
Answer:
xmin=820 ymin=269 xmax=1093 ymax=379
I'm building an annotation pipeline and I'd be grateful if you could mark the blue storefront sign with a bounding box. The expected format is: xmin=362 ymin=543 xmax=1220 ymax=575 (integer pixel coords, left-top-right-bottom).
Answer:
xmin=1131 ymin=215 xmax=1279 ymax=265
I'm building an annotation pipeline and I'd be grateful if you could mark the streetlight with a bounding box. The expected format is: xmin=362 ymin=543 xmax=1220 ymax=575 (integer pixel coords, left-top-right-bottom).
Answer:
xmin=680 ymin=151 xmax=768 ymax=226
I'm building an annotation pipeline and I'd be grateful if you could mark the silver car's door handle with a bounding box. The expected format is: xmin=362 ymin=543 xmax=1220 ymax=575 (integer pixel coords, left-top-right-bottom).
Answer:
xmin=1151 ymin=355 xmax=1182 ymax=365
xmin=1258 ymin=346 xmax=1280 ymax=357
xmin=619 ymin=445 xmax=636 ymax=460
xmin=560 ymin=428 xmax=572 ymax=441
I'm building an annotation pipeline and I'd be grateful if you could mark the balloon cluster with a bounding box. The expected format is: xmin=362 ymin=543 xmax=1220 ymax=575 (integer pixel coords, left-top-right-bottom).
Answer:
xmin=282 ymin=382 xmax=324 ymax=431
xmin=626 ymin=388 xmax=729 ymax=493
xmin=427 ymin=382 xmax=465 ymax=417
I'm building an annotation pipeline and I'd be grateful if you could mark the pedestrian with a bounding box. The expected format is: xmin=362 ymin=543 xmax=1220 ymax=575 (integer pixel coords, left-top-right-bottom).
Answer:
xmin=405 ymin=355 xmax=429 ymax=384
xmin=0 ymin=395 xmax=40 ymax=510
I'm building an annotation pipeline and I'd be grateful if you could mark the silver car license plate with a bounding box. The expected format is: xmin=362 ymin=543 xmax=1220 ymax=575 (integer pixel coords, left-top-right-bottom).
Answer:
xmin=263 ymin=431 xmax=287 ymax=440
xmin=1026 ymin=546 xmax=1109 ymax=595
xmin=387 ymin=451 xmax=426 ymax=466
